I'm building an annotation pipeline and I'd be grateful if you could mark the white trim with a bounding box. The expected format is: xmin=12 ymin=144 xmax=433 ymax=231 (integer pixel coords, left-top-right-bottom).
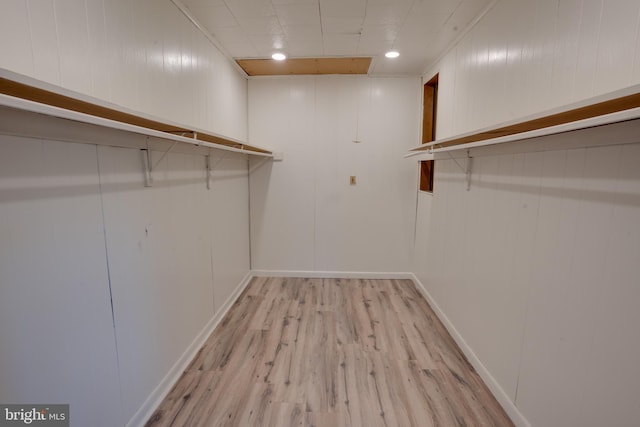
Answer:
xmin=126 ymin=270 xmax=530 ymax=427
xmin=0 ymin=68 xmax=273 ymax=156
xmin=430 ymin=109 xmax=640 ymax=154
xmin=405 ymin=151 xmax=435 ymax=160
xmin=250 ymin=270 xmax=414 ymax=280
xmin=0 ymin=94 xmax=272 ymax=158
xmin=169 ymin=0 xmax=249 ymax=78
xmin=407 ymin=84 xmax=640 ymax=155
xmin=408 ymin=274 xmax=531 ymax=427
xmin=432 ymin=117 xmax=640 ymax=160
xmin=126 ymin=272 xmax=253 ymax=427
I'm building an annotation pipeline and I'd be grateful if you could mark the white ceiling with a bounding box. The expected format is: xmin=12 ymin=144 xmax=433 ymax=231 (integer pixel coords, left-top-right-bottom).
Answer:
xmin=180 ymin=0 xmax=493 ymax=76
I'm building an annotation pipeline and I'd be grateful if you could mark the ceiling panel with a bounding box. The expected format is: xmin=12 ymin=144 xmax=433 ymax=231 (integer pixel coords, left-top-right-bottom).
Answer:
xmin=323 ymin=34 xmax=361 ymax=55
xmin=319 ymin=0 xmax=367 ymax=18
xmin=224 ymin=0 xmax=275 ymax=18
xmin=282 ymin=23 xmax=322 ymax=40
xmin=360 ymin=23 xmax=399 ymax=41
xmin=236 ymin=16 xmax=283 ymax=35
xmin=364 ymin=1 xmax=413 ymax=26
xmin=210 ymin=25 xmax=249 ymax=44
xmin=249 ymin=34 xmax=286 ymax=54
xmin=185 ymin=0 xmax=226 ymax=6
xmin=321 ymin=16 xmax=364 ymax=35
xmin=284 ymin=38 xmax=323 ymax=56
xmin=237 ymin=57 xmax=372 ymax=75
xmin=222 ymin=41 xmax=259 ymax=58
xmin=187 ymin=4 xmax=237 ymax=28
xmin=271 ymin=0 xmax=316 ymax=4
xmin=273 ymin=3 xmax=319 ymax=26
xmin=181 ymin=0 xmax=494 ymax=75
xmin=357 ymin=39 xmax=394 ymax=57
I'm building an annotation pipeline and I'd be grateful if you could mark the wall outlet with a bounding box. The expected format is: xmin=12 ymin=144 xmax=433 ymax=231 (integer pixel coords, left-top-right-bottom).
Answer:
xmin=350 ymin=176 xmax=357 ymax=185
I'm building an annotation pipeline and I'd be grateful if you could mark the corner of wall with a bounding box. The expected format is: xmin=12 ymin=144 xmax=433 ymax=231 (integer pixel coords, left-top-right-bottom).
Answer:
xmin=408 ymin=273 xmax=531 ymax=427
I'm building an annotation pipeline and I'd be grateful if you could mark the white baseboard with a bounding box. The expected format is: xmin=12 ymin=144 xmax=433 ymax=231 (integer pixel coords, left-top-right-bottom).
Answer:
xmin=127 ymin=271 xmax=253 ymax=427
xmin=408 ymin=273 xmax=531 ymax=427
xmin=127 ymin=271 xmax=530 ymax=427
xmin=250 ymin=269 xmax=414 ymax=279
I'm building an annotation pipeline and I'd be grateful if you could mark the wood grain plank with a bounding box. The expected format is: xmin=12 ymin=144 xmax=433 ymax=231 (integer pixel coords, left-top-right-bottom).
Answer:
xmin=411 ymin=90 xmax=640 ymax=151
xmin=236 ymin=58 xmax=372 ymax=76
xmin=146 ymin=277 xmax=514 ymax=427
xmin=0 ymin=76 xmax=272 ymax=155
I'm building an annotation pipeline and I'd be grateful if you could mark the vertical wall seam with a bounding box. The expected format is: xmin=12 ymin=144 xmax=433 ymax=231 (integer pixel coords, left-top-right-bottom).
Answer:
xmin=513 ymin=152 xmax=545 ymax=405
xmin=576 ymin=145 xmax=623 ymax=418
xmin=570 ymin=0 xmax=586 ymax=102
xmin=210 ymin=167 xmax=217 ymax=315
xmin=412 ymin=188 xmax=420 ymax=251
xmin=94 ymin=144 xmax=125 ymax=424
xmin=24 ymin=0 xmax=36 ymax=76
xmin=631 ymin=4 xmax=640 ymax=78
xmin=246 ymin=81 xmax=254 ymax=271
xmin=99 ymin=0 xmax=111 ymax=103
xmin=312 ymin=78 xmax=318 ymax=271
xmin=82 ymin=0 xmax=92 ymax=96
xmin=52 ymin=0 xmax=63 ymax=85
xmin=561 ymin=147 xmax=588 ymax=423
xmin=247 ymin=155 xmax=253 ymax=270
xmin=591 ymin=0 xmax=605 ymax=97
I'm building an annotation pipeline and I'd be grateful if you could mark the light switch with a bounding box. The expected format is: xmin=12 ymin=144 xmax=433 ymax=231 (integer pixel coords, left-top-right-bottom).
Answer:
xmin=350 ymin=176 xmax=357 ymax=185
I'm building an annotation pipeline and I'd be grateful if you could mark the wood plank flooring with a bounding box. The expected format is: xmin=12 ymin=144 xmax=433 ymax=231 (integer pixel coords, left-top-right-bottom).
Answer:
xmin=145 ymin=277 xmax=514 ymax=427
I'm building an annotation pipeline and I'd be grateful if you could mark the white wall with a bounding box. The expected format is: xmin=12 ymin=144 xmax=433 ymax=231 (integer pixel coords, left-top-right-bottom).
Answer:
xmin=0 ymin=2 xmax=251 ymax=424
xmin=0 ymin=0 xmax=247 ymax=141
xmin=249 ymin=76 xmax=421 ymax=273
xmin=414 ymin=1 xmax=640 ymax=426
xmin=427 ymin=0 xmax=640 ymax=139
xmin=0 ymin=113 xmax=251 ymax=426
xmin=417 ymin=123 xmax=640 ymax=427
xmin=0 ymin=136 xmax=122 ymax=427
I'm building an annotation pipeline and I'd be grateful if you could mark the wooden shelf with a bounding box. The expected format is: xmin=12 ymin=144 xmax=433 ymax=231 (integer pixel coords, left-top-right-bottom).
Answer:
xmin=407 ymin=84 xmax=640 ymax=157
xmin=0 ymin=68 xmax=272 ymax=157
xmin=236 ymin=57 xmax=372 ymax=76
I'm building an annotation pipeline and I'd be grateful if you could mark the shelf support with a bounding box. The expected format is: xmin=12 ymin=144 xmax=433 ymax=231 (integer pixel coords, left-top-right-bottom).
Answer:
xmin=141 ymin=149 xmax=153 ymax=187
xmin=205 ymin=154 xmax=212 ymax=190
xmin=444 ymin=149 xmax=465 ymax=173
xmin=152 ymin=140 xmax=178 ymax=171
xmin=249 ymin=157 xmax=271 ymax=174
xmin=442 ymin=147 xmax=472 ymax=191
xmin=0 ymin=69 xmax=274 ymax=158
xmin=204 ymin=152 xmax=232 ymax=189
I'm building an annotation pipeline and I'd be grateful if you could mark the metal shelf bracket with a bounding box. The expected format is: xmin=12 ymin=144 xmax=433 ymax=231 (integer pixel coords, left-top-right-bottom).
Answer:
xmin=141 ymin=149 xmax=153 ymax=187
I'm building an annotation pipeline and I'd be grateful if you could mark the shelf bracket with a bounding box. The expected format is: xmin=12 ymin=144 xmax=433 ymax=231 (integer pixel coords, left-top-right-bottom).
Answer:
xmin=465 ymin=150 xmax=473 ymax=191
xmin=443 ymin=147 xmax=472 ymax=191
xmin=141 ymin=149 xmax=153 ymax=187
xmin=444 ymin=149 xmax=466 ymax=173
xmin=249 ymin=157 xmax=271 ymax=174
xmin=205 ymin=154 xmax=212 ymax=190
xmin=204 ymin=152 xmax=232 ymax=189
xmin=152 ymin=140 xmax=178 ymax=171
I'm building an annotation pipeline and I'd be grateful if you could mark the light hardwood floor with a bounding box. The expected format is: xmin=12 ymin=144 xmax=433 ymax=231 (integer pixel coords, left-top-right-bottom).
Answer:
xmin=145 ymin=277 xmax=514 ymax=427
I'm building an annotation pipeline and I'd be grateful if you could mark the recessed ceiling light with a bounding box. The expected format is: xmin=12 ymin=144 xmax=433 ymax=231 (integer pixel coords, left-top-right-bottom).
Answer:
xmin=272 ymin=53 xmax=287 ymax=61
xmin=385 ymin=51 xmax=400 ymax=59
